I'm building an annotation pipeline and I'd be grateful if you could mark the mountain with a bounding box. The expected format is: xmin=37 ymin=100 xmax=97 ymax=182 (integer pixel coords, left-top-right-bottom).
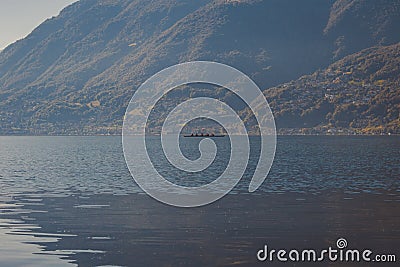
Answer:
xmin=0 ymin=0 xmax=399 ymax=134
xmin=261 ymin=43 xmax=400 ymax=134
xmin=324 ymin=0 xmax=400 ymax=59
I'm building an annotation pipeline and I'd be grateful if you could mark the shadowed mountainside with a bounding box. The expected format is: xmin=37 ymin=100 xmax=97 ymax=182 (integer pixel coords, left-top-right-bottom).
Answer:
xmin=260 ymin=43 xmax=400 ymax=134
xmin=0 ymin=0 xmax=399 ymax=134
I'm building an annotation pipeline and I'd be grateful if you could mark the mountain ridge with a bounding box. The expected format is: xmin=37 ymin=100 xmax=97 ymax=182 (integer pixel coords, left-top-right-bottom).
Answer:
xmin=0 ymin=0 xmax=399 ymax=134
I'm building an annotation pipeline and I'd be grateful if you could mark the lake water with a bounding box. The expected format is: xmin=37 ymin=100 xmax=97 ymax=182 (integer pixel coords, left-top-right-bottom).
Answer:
xmin=0 ymin=136 xmax=399 ymax=266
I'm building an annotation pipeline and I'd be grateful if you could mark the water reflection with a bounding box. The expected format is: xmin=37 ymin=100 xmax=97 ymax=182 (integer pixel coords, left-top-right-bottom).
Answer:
xmin=0 ymin=136 xmax=399 ymax=266
xmin=0 ymin=192 xmax=399 ymax=266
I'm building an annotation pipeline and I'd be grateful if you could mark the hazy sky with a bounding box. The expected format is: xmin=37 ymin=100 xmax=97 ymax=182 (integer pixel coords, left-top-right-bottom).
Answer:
xmin=0 ymin=0 xmax=78 ymax=50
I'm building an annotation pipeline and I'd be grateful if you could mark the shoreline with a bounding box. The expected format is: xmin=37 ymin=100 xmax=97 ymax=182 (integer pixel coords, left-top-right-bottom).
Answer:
xmin=0 ymin=133 xmax=398 ymax=137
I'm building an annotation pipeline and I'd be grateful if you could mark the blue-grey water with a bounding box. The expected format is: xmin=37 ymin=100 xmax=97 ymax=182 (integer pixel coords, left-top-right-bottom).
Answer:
xmin=0 ymin=136 xmax=399 ymax=266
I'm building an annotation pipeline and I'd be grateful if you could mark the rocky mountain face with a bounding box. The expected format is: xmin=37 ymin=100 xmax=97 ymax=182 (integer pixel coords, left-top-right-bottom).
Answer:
xmin=0 ymin=0 xmax=399 ymax=134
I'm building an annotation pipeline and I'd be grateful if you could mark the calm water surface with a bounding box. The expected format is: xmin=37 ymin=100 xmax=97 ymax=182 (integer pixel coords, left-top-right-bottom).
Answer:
xmin=0 ymin=136 xmax=399 ymax=266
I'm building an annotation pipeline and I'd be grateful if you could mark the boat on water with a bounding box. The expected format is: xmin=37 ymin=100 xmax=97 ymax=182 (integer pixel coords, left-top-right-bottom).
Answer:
xmin=183 ymin=133 xmax=225 ymax=138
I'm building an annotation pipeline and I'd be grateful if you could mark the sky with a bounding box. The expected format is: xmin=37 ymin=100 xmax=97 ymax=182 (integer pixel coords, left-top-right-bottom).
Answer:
xmin=0 ymin=0 xmax=78 ymax=50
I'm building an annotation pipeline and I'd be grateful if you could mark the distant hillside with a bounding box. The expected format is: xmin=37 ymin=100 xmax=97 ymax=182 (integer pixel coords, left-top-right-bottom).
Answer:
xmin=261 ymin=43 xmax=400 ymax=134
xmin=324 ymin=0 xmax=400 ymax=59
xmin=0 ymin=0 xmax=399 ymax=134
